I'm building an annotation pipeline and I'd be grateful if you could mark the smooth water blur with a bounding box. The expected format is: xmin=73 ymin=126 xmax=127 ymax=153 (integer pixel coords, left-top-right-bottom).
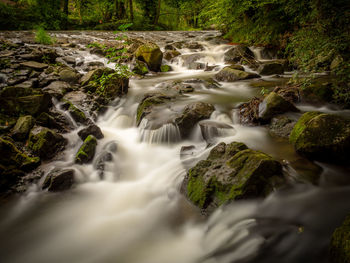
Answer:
xmin=0 ymin=31 xmax=349 ymax=263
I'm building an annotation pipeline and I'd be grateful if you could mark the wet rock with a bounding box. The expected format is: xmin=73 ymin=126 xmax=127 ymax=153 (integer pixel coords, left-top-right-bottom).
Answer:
xmin=20 ymin=61 xmax=48 ymax=71
xmin=180 ymin=54 xmax=205 ymax=68
xmin=28 ymin=126 xmax=67 ymax=159
xmin=80 ymin=67 xmax=112 ymax=86
xmin=163 ymin=50 xmax=181 ymax=61
xmin=15 ymin=79 xmax=38 ymax=89
xmin=300 ymin=78 xmax=334 ymax=103
xmin=289 ymin=112 xmax=350 ymax=163
xmin=180 ymin=145 xmax=196 ymax=159
xmin=75 ymin=135 xmax=97 ymax=164
xmin=269 ymin=116 xmax=296 ymax=139
xmin=59 ymin=69 xmax=80 ymax=84
xmin=62 ymin=56 xmax=76 ymax=66
xmin=78 ymin=124 xmax=104 ymax=141
xmin=215 ymin=66 xmax=260 ymax=82
xmin=273 ymin=86 xmax=300 ymax=103
xmin=36 ymin=111 xmax=72 ymax=133
xmin=62 ymin=100 xmax=88 ymax=125
xmin=131 ymin=60 xmax=149 ymax=75
xmin=188 ymin=62 xmax=206 ymax=70
xmin=160 ymin=65 xmax=172 ymax=72
xmin=257 ymin=62 xmax=284 ymax=75
xmin=181 ymin=141 xmax=283 ymax=214
xmin=164 ymin=44 xmax=176 ymax=50
xmin=135 ymin=42 xmax=163 ymax=71
xmin=224 ymin=45 xmax=255 ymax=63
xmin=175 ymin=102 xmax=215 ymax=138
xmin=258 ymin=92 xmax=299 ymax=122
xmin=183 ymin=42 xmax=204 ymax=50
xmin=6 ymin=75 xmax=28 ymax=86
xmin=329 ymin=214 xmax=350 ymax=263
xmin=94 ymin=141 xmax=117 ymax=178
xmin=238 ymin=97 xmax=262 ymax=125
xmin=199 ymin=120 xmax=235 ymax=143
xmin=12 ymin=115 xmax=35 ymax=141
xmin=42 ymin=81 xmax=71 ymax=99
xmin=43 ymin=169 xmax=75 ymax=192
xmin=90 ymin=47 xmax=105 ymax=57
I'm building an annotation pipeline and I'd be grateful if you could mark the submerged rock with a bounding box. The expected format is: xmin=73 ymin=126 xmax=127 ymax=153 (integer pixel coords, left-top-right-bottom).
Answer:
xmin=43 ymin=169 xmax=75 ymax=192
xmin=135 ymin=42 xmax=163 ymax=71
xmin=12 ymin=115 xmax=35 ymax=141
xmin=181 ymin=142 xmax=283 ymax=214
xmin=199 ymin=120 xmax=235 ymax=144
xmin=289 ymin=112 xmax=350 ymax=163
xmin=329 ymin=215 xmax=350 ymax=263
xmin=215 ymin=66 xmax=260 ymax=82
xmin=75 ymin=135 xmax=97 ymax=164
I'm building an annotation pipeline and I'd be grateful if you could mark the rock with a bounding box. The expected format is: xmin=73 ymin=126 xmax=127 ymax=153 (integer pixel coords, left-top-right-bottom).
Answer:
xmin=215 ymin=67 xmax=260 ymax=82
xmin=75 ymin=135 xmax=97 ymax=164
xmin=28 ymin=126 xmax=67 ymax=159
xmin=180 ymin=145 xmax=196 ymax=159
xmin=184 ymin=42 xmax=204 ymax=50
xmin=80 ymin=67 xmax=113 ymax=86
xmin=163 ymin=50 xmax=181 ymax=61
xmin=20 ymin=61 xmax=48 ymax=71
xmin=199 ymin=120 xmax=235 ymax=143
xmin=273 ymin=85 xmax=300 ymax=103
xmin=227 ymin=64 xmax=245 ymax=71
xmin=59 ymin=69 xmax=80 ymax=84
xmin=43 ymin=169 xmax=75 ymax=192
xmin=36 ymin=111 xmax=72 ymax=133
xmin=63 ymin=101 xmax=88 ymax=125
xmin=175 ymin=102 xmax=215 ymax=138
xmin=160 ymin=65 xmax=172 ymax=72
xmin=164 ymin=44 xmax=176 ymax=50
xmin=15 ymin=79 xmax=38 ymax=89
xmin=238 ymin=97 xmax=262 ymax=125
xmin=42 ymin=81 xmax=71 ymax=99
xmin=62 ymin=56 xmax=76 ymax=66
xmin=188 ymin=62 xmax=206 ymax=70
xmin=93 ymin=141 xmax=117 ymax=178
xmin=224 ymin=45 xmax=255 ymax=63
xmin=181 ymin=142 xmax=283 ymax=214
xmin=269 ymin=116 xmax=296 ymax=139
xmin=289 ymin=112 xmax=350 ymax=163
xmin=135 ymin=42 xmax=163 ymax=71
xmin=258 ymin=92 xmax=299 ymax=121
xmin=131 ymin=60 xmax=149 ymax=75
xmin=90 ymin=47 xmax=105 ymax=56
xmin=257 ymin=62 xmax=284 ymax=75
xmin=301 ymin=80 xmax=334 ymax=103
xmin=136 ymin=94 xmax=172 ymax=125
xmin=179 ymin=54 xmax=205 ymax=68
xmin=12 ymin=115 xmax=35 ymax=141
xmin=0 ymin=137 xmax=40 ymax=172
xmin=78 ymin=124 xmax=104 ymax=141
xmin=329 ymin=215 xmax=350 ymax=263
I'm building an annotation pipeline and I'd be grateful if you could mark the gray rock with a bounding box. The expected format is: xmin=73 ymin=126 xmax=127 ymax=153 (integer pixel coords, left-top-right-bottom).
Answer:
xmin=43 ymin=169 xmax=75 ymax=192
xmin=78 ymin=124 xmax=104 ymax=141
xmin=12 ymin=115 xmax=35 ymax=141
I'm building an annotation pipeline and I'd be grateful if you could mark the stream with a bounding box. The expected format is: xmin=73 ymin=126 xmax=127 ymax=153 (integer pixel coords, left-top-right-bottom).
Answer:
xmin=0 ymin=31 xmax=350 ymax=263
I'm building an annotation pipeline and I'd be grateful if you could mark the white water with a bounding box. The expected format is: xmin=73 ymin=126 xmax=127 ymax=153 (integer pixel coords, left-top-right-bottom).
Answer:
xmin=1 ymin=31 xmax=350 ymax=263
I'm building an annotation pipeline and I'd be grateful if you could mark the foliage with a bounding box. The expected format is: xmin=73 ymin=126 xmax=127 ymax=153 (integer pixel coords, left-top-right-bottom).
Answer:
xmin=35 ymin=27 xmax=53 ymax=45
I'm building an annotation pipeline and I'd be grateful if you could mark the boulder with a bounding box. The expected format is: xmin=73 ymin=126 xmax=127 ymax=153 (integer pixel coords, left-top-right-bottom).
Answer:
xmin=258 ymin=92 xmax=299 ymax=121
xmin=43 ymin=169 xmax=75 ymax=192
xmin=163 ymin=50 xmax=181 ymax=61
xmin=257 ymin=62 xmax=284 ymax=75
xmin=329 ymin=215 xmax=350 ymax=263
xmin=181 ymin=142 xmax=283 ymax=214
xmin=75 ymin=135 xmax=97 ymax=164
xmin=20 ymin=61 xmax=48 ymax=71
xmin=136 ymin=94 xmax=172 ymax=125
xmin=289 ymin=112 xmax=350 ymax=163
xmin=199 ymin=120 xmax=235 ymax=143
xmin=78 ymin=124 xmax=104 ymax=141
xmin=269 ymin=116 xmax=296 ymax=139
xmin=131 ymin=60 xmax=149 ymax=75
xmin=215 ymin=67 xmax=260 ymax=82
xmin=175 ymin=102 xmax=215 ymax=138
xmin=224 ymin=45 xmax=255 ymax=63
xmin=179 ymin=54 xmax=205 ymax=68
xmin=63 ymin=101 xmax=88 ymax=125
xmin=36 ymin=112 xmax=72 ymax=133
xmin=59 ymin=69 xmax=80 ymax=84
xmin=42 ymin=81 xmax=71 ymax=99
xmin=160 ymin=65 xmax=172 ymax=72
xmin=12 ymin=115 xmax=35 ymax=141
xmin=28 ymin=126 xmax=67 ymax=159
xmin=135 ymin=42 xmax=163 ymax=71
xmin=80 ymin=67 xmax=114 ymax=86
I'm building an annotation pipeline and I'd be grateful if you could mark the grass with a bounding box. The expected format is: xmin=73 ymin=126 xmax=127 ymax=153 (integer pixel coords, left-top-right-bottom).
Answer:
xmin=35 ymin=27 xmax=53 ymax=45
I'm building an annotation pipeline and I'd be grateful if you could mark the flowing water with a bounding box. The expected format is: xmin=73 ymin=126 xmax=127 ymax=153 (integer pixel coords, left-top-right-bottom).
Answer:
xmin=1 ymin=31 xmax=350 ymax=263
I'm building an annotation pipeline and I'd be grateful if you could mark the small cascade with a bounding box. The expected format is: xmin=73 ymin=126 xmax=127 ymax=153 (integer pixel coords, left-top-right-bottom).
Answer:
xmin=139 ymin=118 xmax=181 ymax=144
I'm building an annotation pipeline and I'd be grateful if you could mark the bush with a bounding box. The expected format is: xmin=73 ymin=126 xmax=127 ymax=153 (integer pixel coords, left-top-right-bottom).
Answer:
xmin=35 ymin=27 xmax=53 ymax=45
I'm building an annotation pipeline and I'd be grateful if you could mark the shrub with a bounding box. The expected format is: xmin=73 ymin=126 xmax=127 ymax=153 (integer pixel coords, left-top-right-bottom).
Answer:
xmin=35 ymin=27 xmax=53 ymax=45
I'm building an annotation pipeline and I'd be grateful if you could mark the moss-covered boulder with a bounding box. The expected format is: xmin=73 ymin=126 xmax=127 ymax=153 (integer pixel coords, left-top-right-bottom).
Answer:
xmin=215 ymin=67 xmax=260 ymax=82
xmin=80 ymin=67 xmax=114 ymax=86
xmin=62 ymin=100 xmax=88 ymax=125
xmin=78 ymin=124 xmax=104 ymax=141
xmin=289 ymin=112 xmax=350 ymax=163
xmin=43 ymin=169 xmax=75 ymax=192
xmin=163 ymin=50 xmax=181 ymax=61
xmin=75 ymin=135 xmax=97 ymax=164
xmin=160 ymin=65 xmax=172 ymax=72
xmin=224 ymin=45 xmax=255 ymax=63
xmin=257 ymin=62 xmax=284 ymax=75
xmin=59 ymin=69 xmax=80 ymax=84
xmin=175 ymin=102 xmax=215 ymax=138
xmin=132 ymin=60 xmax=149 ymax=75
xmin=258 ymin=92 xmax=299 ymax=121
xmin=330 ymin=215 xmax=350 ymax=263
xmin=12 ymin=115 xmax=35 ymax=141
xmin=135 ymin=42 xmax=163 ymax=71
xmin=28 ymin=126 xmax=67 ymax=159
xmin=181 ymin=142 xmax=283 ymax=214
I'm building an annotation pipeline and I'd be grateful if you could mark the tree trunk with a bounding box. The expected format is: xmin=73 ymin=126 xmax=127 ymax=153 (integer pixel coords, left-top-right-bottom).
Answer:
xmin=115 ymin=0 xmax=119 ymax=18
xmin=154 ymin=0 xmax=161 ymax=25
xmin=63 ymin=0 xmax=69 ymax=16
xmin=129 ymin=0 xmax=133 ymax=22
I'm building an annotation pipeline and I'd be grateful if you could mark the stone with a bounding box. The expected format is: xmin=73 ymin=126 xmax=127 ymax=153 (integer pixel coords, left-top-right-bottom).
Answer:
xmin=289 ymin=112 xmax=350 ymax=163
xmin=135 ymin=42 xmax=163 ymax=71
xmin=12 ymin=115 xmax=35 ymax=141
xmin=42 ymin=81 xmax=71 ymax=99
xmin=78 ymin=124 xmax=104 ymax=141
xmin=258 ymin=92 xmax=299 ymax=121
xmin=63 ymin=101 xmax=88 ymax=125
xmin=131 ymin=60 xmax=149 ymax=75
xmin=59 ymin=69 xmax=80 ymax=84
xmin=215 ymin=67 xmax=260 ymax=82
xmin=199 ymin=120 xmax=235 ymax=143
xmin=269 ymin=116 xmax=296 ymax=139
xmin=257 ymin=62 xmax=284 ymax=75
xmin=224 ymin=45 xmax=255 ymax=63
xmin=43 ymin=169 xmax=75 ymax=192
xmin=28 ymin=126 xmax=67 ymax=159
xmin=329 ymin=215 xmax=350 ymax=263
xmin=160 ymin=65 xmax=172 ymax=72
xmin=75 ymin=135 xmax=97 ymax=164
xmin=20 ymin=61 xmax=48 ymax=71
xmin=181 ymin=142 xmax=283 ymax=214
xmin=175 ymin=102 xmax=215 ymax=138
xmin=80 ymin=67 xmax=114 ymax=86
xmin=163 ymin=50 xmax=181 ymax=61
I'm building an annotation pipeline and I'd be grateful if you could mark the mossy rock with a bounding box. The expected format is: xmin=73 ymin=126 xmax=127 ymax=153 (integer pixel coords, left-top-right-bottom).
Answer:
xmin=160 ymin=65 xmax=172 ymax=72
xmin=95 ymin=73 xmax=129 ymax=99
xmin=63 ymin=100 xmax=88 ymax=125
xmin=224 ymin=45 xmax=255 ymax=63
xmin=258 ymin=92 xmax=299 ymax=122
xmin=215 ymin=67 xmax=260 ymax=82
xmin=43 ymin=169 xmax=75 ymax=192
xmin=59 ymin=69 xmax=80 ymax=84
xmin=12 ymin=115 xmax=35 ymax=141
xmin=80 ymin=67 xmax=114 ymax=86
xmin=135 ymin=42 xmax=163 ymax=72
xmin=132 ymin=60 xmax=149 ymax=75
xmin=330 ymin=215 xmax=350 ymax=263
xmin=28 ymin=126 xmax=67 ymax=159
xmin=289 ymin=112 xmax=350 ymax=163
xmin=182 ymin=141 xmax=283 ymax=214
xmin=136 ymin=94 xmax=172 ymax=125
xmin=257 ymin=62 xmax=284 ymax=75
xmin=75 ymin=135 xmax=97 ymax=164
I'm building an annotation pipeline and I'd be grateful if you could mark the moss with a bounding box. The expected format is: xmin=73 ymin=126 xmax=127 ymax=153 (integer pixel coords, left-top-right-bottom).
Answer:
xmin=135 ymin=43 xmax=163 ymax=71
xmin=75 ymin=135 xmax=97 ymax=164
xmin=136 ymin=95 xmax=170 ymax=125
xmin=160 ymin=65 xmax=171 ymax=72
xmin=289 ymin=111 xmax=321 ymax=145
xmin=12 ymin=115 xmax=35 ymax=141
xmin=132 ymin=60 xmax=149 ymax=75
xmin=330 ymin=215 xmax=350 ymax=263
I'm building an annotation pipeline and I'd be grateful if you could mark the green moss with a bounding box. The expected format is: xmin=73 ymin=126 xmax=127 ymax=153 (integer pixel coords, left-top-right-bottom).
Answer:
xmin=132 ymin=60 xmax=149 ymax=75
xmin=289 ymin=111 xmax=321 ymax=145
xmin=136 ymin=95 xmax=170 ymax=125
xmin=330 ymin=215 xmax=350 ymax=263
xmin=75 ymin=135 xmax=97 ymax=164
xmin=135 ymin=43 xmax=163 ymax=71
xmin=160 ymin=65 xmax=171 ymax=72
